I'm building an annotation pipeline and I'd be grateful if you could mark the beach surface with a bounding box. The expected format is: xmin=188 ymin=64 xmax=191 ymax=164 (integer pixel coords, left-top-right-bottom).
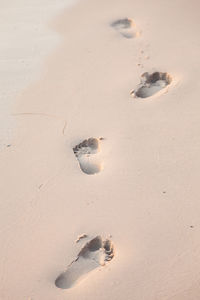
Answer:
xmin=1 ymin=0 xmax=200 ymax=299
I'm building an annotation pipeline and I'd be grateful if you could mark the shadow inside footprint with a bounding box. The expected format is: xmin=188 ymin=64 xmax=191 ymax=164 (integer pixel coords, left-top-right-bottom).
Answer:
xmin=73 ymin=138 xmax=103 ymax=175
xmin=55 ymin=236 xmax=114 ymax=289
xmin=111 ymin=18 xmax=139 ymax=39
xmin=133 ymin=72 xmax=172 ymax=98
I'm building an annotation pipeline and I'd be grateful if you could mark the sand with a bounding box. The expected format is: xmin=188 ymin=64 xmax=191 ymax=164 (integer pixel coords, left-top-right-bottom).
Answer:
xmin=1 ymin=0 xmax=200 ymax=299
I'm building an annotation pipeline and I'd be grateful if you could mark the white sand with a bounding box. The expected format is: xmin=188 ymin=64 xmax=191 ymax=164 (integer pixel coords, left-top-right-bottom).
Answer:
xmin=1 ymin=0 xmax=200 ymax=299
xmin=0 ymin=0 xmax=75 ymax=148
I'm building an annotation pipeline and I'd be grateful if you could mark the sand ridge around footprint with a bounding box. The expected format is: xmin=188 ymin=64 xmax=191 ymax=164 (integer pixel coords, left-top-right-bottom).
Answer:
xmin=132 ymin=71 xmax=172 ymax=98
xmin=73 ymin=137 xmax=103 ymax=175
xmin=55 ymin=236 xmax=114 ymax=289
xmin=111 ymin=18 xmax=140 ymax=39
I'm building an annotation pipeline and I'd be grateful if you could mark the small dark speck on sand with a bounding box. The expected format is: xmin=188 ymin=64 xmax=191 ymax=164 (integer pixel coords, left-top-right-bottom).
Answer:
xmin=190 ymin=225 xmax=194 ymax=228
xmin=6 ymin=144 xmax=11 ymax=147
xmin=162 ymin=191 xmax=166 ymax=194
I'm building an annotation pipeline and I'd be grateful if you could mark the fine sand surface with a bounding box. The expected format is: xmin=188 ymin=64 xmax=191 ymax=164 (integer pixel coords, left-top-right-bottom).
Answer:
xmin=1 ymin=0 xmax=200 ymax=299
xmin=0 ymin=0 xmax=74 ymax=149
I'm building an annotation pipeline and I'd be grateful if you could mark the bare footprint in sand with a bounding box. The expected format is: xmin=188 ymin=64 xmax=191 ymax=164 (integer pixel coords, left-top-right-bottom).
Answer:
xmin=55 ymin=236 xmax=114 ymax=289
xmin=73 ymin=138 xmax=103 ymax=175
xmin=111 ymin=18 xmax=140 ymax=39
xmin=132 ymin=71 xmax=172 ymax=98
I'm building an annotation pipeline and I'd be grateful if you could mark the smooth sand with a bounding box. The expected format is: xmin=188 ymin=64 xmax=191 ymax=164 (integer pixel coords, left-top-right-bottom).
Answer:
xmin=1 ymin=0 xmax=200 ymax=299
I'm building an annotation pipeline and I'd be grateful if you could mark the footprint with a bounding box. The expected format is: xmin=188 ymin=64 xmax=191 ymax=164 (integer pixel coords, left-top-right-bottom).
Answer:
xmin=132 ymin=72 xmax=172 ymax=98
xmin=73 ymin=138 xmax=103 ymax=175
xmin=55 ymin=236 xmax=114 ymax=289
xmin=111 ymin=18 xmax=140 ymax=39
